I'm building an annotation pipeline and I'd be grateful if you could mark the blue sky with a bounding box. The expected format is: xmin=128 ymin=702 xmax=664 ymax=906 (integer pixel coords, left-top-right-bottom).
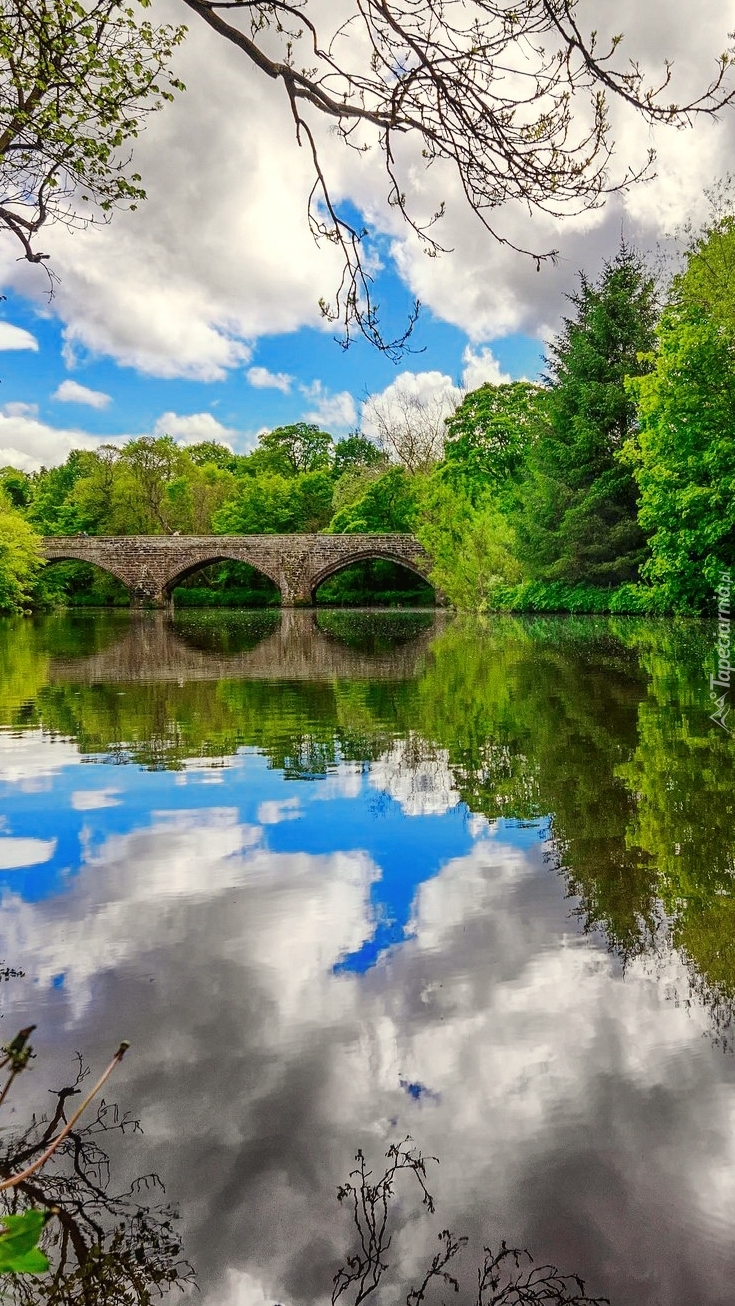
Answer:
xmin=0 ymin=0 xmax=734 ymax=470
xmin=0 ymin=276 xmax=545 ymax=452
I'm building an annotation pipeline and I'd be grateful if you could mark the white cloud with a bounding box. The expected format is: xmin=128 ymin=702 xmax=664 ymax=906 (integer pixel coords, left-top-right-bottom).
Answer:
xmin=7 ymin=804 xmax=735 ymax=1306
xmin=71 ymin=788 xmax=122 ymax=811
xmin=0 ymin=405 xmax=262 ymax=471
xmin=0 ymin=322 xmax=38 ymax=351
xmin=4 ymin=401 xmax=38 ymax=419
xmin=247 ymin=366 xmax=293 ymax=393
xmin=301 ymin=380 xmax=357 ymax=431
xmin=0 ymin=836 xmax=56 ymax=869
xmin=52 ymin=379 xmax=111 ymax=409
xmin=0 ymin=15 xmax=347 ymax=379
xmin=460 ymin=346 xmax=512 ymax=391
xmin=360 ymin=370 xmax=461 ymax=454
xmin=152 ymin=410 xmax=240 ymax=447
xmin=0 ymin=807 xmax=378 ymax=1019
xmin=0 ymin=405 xmax=105 ymax=471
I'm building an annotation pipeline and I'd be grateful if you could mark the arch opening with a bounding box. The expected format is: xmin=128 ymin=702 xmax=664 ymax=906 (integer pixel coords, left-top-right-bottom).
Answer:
xmin=165 ymin=558 xmax=281 ymax=607
xmin=39 ymin=558 xmax=131 ymax=607
xmin=312 ymin=556 xmax=435 ymax=607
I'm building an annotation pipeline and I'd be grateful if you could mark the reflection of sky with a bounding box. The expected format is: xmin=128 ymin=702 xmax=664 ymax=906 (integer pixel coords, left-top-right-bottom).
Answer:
xmin=2 ymin=727 xmax=735 ymax=1306
xmin=0 ymin=729 xmax=543 ymax=972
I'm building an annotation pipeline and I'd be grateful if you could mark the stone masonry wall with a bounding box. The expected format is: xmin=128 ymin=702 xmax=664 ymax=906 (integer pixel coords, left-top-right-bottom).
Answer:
xmin=41 ymin=534 xmax=436 ymax=606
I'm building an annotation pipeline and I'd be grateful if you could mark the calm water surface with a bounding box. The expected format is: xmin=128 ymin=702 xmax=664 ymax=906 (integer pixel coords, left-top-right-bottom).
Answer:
xmin=1 ymin=609 xmax=735 ymax=1305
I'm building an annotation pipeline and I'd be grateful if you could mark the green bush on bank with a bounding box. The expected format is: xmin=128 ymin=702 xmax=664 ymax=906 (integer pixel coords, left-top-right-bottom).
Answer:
xmin=172 ymin=585 xmax=280 ymax=608
xmin=485 ymin=581 xmax=666 ymax=615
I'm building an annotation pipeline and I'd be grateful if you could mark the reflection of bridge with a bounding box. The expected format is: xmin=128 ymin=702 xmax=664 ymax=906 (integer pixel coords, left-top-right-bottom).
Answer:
xmin=42 ymin=533 xmax=435 ymax=607
xmin=48 ymin=610 xmax=448 ymax=683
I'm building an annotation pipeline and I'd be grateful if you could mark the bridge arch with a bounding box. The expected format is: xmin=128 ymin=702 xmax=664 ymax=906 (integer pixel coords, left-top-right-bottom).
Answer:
xmin=41 ymin=552 xmax=133 ymax=602
xmin=308 ymin=549 xmax=435 ymax=604
xmin=160 ymin=553 xmax=283 ymax=603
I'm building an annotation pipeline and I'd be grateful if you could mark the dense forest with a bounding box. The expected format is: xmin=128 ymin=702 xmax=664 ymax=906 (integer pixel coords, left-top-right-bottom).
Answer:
xmin=2 ymin=209 xmax=734 ymax=615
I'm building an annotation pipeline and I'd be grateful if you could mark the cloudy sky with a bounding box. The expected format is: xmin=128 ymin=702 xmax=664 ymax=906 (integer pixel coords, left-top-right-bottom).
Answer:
xmin=2 ymin=0 xmax=735 ymax=469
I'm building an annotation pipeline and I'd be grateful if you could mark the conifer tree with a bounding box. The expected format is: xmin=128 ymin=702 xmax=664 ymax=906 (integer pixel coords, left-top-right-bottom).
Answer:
xmin=514 ymin=245 xmax=657 ymax=586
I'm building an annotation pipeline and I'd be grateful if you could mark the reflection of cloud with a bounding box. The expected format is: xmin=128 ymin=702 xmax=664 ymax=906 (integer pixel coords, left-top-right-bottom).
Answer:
xmin=257 ymin=797 xmax=301 ymax=824
xmin=0 ymin=730 xmax=82 ymax=788
xmin=71 ymin=788 xmax=122 ymax=811
xmin=369 ymin=738 xmax=460 ymax=816
xmin=313 ymin=764 xmax=363 ymax=802
xmin=5 ymin=787 xmax=735 ymax=1306
xmin=0 ymin=808 xmax=377 ymax=1022
xmin=0 ymin=836 xmax=56 ymax=869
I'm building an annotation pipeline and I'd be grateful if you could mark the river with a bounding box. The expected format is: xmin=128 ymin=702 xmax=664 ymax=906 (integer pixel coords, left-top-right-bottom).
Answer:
xmin=0 ymin=609 xmax=734 ymax=1305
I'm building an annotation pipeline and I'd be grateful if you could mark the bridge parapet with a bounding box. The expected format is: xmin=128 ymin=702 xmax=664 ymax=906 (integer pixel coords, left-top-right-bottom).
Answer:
xmin=41 ymin=534 xmax=437 ymax=607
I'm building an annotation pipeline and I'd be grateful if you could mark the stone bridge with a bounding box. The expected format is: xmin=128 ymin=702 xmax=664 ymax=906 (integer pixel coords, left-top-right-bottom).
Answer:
xmin=41 ymin=533 xmax=436 ymax=607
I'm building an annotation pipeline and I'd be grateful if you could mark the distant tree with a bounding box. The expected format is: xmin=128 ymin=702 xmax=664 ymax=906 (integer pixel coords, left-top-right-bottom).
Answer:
xmin=416 ymin=477 xmax=522 ymax=609
xmin=213 ymin=468 xmax=333 ymax=534
xmin=296 ymin=469 xmax=335 ymax=532
xmin=668 ymin=182 xmax=735 ymax=334
xmin=333 ymin=434 xmax=385 ymax=479
xmin=329 ymin=466 xmax=419 ymax=534
xmin=442 ymin=382 xmax=549 ymax=501
xmin=364 ymin=388 xmax=453 ymax=473
xmin=164 ymin=462 xmax=235 ymax=533
xmin=117 ymin=436 xmax=186 ymax=531
xmin=0 ymin=0 xmax=185 ymax=276
xmin=0 ymin=467 xmax=33 ymax=510
xmin=28 ymin=450 xmax=98 ymax=534
xmin=184 ymin=440 xmax=237 ymax=470
xmin=514 ymin=245 xmax=657 ymax=585
xmin=255 ymin=424 xmax=334 ymax=477
xmin=181 ymin=0 xmax=735 ymax=353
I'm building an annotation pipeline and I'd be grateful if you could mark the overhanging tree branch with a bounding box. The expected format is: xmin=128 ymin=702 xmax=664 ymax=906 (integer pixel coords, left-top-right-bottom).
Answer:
xmin=177 ymin=0 xmax=735 ymax=353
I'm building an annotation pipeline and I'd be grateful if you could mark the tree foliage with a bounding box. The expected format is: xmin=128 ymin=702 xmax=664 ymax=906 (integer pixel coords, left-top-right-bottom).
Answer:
xmin=442 ymin=381 xmax=549 ymax=500
xmin=213 ymin=468 xmax=333 ymax=534
xmin=625 ymin=304 xmax=735 ymax=609
xmin=333 ymin=434 xmax=385 ymax=480
xmin=0 ymin=0 xmax=185 ymax=273
xmin=328 ymin=466 xmax=419 ymax=534
xmin=416 ymin=476 xmax=521 ymax=609
xmin=363 ymin=385 xmax=453 ymax=473
xmin=253 ymin=423 xmax=334 ymax=476
xmin=513 ymin=245 xmax=657 ymax=585
xmin=0 ymin=497 xmax=44 ymax=613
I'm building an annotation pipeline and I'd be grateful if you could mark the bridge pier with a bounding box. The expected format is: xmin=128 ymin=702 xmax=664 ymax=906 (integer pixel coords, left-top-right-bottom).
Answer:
xmin=129 ymin=582 xmax=171 ymax=609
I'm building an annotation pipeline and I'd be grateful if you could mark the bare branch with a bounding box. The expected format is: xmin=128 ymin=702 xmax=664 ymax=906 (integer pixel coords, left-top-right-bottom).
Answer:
xmin=179 ymin=0 xmax=735 ymax=351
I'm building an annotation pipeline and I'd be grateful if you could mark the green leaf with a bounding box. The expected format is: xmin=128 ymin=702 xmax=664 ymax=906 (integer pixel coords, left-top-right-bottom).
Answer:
xmin=0 ymin=1210 xmax=50 ymax=1275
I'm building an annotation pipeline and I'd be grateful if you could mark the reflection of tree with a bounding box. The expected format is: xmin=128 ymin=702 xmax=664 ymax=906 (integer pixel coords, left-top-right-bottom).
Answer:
xmin=333 ymin=1140 xmax=607 ymax=1306
xmin=5 ymin=610 xmax=735 ymax=1034
xmin=0 ymin=1055 xmax=193 ymax=1303
xmin=315 ymin=610 xmax=433 ymax=652
xmin=172 ymin=608 xmax=280 ymax=653
xmin=614 ymin=621 xmax=735 ymax=1042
